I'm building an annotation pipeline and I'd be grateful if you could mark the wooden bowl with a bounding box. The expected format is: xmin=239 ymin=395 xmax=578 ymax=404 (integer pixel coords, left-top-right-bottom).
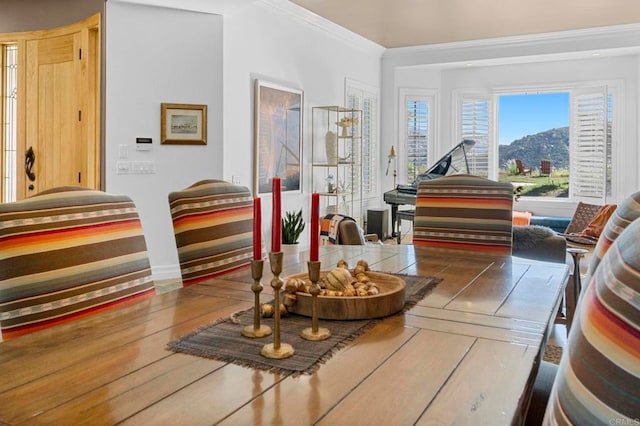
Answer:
xmin=285 ymin=271 xmax=406 ymax=320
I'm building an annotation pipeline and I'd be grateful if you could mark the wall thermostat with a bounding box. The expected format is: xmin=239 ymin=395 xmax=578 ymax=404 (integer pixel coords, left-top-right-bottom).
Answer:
xmin=136 ymin=137 xmax=153 ymax=151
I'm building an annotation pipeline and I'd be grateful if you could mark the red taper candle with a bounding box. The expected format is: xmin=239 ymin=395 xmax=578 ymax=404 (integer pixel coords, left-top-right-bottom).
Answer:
xmin=271 ymin=177 xmax=281 ymax=252
xmin=310 ymin=193 xmax=320 ymax=261
xmin=253 ymin=197 xmax=262 ymax=260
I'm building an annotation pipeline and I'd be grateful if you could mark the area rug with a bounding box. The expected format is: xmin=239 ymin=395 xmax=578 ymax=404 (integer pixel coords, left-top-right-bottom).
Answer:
xmin=167 ymin=274 xmax=441 ymax=376
xmin=543 ymin=344 xmax=563 ymax=364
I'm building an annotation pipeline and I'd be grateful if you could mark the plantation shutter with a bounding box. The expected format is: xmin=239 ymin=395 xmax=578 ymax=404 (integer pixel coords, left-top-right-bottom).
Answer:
xmin=570 ymin=86 xmax=607 ymax=203
xmin=405 ymin=97 xmax=430 ymax=182
xmin=459 ymin=95 xmax=491 ymax=178
xmin=346 ymin=82 xmax=378 ymax=197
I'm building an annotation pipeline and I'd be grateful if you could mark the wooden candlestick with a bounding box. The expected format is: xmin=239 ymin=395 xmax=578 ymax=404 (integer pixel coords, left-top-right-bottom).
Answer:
xmin=242 ymin=259 xmax=272 ymax=338
xmin=260 ymin=251 xmax=294 ymax=359
xmin=300 ymin=260 xmax=331 ymax=341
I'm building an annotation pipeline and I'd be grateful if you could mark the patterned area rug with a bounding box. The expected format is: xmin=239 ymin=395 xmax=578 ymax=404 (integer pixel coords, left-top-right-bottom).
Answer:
xmin=167 ymin=274 xmax=440 ymax=376
xmin=543 ymin=344 xmax=563 ymax=364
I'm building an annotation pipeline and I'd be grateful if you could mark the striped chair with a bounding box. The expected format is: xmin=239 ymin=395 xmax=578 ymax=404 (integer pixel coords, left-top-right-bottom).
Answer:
xmin=543 ymin=218 xmax=640 ymax=424
xmin=585 ymin=190 xmax=640 ymax=282
xmin=413 ymin=174 xmax=514 ymax=254
xmin=0 ymin=186 xmax=155 ymax=340
xmin=168 ymin=180 xmax=254 ymax=286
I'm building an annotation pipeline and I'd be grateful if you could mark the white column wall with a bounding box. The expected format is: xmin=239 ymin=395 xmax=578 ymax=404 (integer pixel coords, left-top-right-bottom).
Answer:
xmin=105 ymin=2 xmax=224 ymax=278
xmin=223 ymin=1 xmax=382 ymax=252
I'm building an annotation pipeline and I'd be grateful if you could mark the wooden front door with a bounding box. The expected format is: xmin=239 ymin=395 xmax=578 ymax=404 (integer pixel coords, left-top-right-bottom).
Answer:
xmin=14 ymin=14 xmax=100 ymax=198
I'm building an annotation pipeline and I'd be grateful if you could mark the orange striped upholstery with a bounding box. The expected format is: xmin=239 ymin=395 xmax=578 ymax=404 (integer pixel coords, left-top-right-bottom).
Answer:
xmin=168 ymin=180 xmax=254 ymax=286
xmin=0 ymin=187 xmax=155 ymax=340
xmin=586 ymin=190 xmax=640 ymax=282
xmin=413 ymin=174 xmax=514 ymax=254
xmin=544 ymin=218 xmax=640 ymax=424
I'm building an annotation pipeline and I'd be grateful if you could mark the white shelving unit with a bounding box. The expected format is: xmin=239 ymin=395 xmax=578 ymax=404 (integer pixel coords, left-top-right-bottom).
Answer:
xmin=311 ymin=106 xmax=363 ymax=223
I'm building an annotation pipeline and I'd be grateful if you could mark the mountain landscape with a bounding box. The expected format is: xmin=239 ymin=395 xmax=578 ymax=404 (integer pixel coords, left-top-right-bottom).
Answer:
xmin=498 ymin=126 xmax=569 ymax=171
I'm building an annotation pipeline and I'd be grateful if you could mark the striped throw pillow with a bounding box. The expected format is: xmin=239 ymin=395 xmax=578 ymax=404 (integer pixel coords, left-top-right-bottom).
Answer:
xmin=413 ymin=174 xmax=514 ymax=254
xmin=0 ymin=187 xmax=155 ymax=339
xmin=544 ymin=218 xmax=640 ymax=424
xmin=168 ymin=180 xmax=254 ymax=286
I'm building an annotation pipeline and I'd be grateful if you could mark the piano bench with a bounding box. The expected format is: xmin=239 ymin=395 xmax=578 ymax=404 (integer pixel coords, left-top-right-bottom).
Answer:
xmin=396 ymin=209 xmax=415 ymax=244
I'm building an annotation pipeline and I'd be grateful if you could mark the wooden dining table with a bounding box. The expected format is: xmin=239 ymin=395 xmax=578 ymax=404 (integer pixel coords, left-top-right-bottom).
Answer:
xmin=0 ymin=244 xmax=569 ymax=425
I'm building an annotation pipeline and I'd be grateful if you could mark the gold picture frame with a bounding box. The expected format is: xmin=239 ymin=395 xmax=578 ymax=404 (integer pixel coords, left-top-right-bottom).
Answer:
xmin=160 ymin=103 xmax=207 ymax=145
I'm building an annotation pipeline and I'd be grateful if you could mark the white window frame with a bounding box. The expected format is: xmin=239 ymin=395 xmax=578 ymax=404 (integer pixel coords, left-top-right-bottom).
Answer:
xmin=345 ymin=78 xmax=379 ymax=200
xmin=397 ymin=88 xmax=438 ymax=185
xmin=454 ymin=81 xmax=621 ymax=203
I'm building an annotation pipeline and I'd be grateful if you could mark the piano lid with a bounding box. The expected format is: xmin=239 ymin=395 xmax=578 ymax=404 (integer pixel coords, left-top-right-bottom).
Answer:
xmin=396 ymin=139 xmax=475 ymax=194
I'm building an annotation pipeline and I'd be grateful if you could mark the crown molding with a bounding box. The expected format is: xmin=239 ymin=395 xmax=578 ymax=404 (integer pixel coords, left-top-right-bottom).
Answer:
xmin=383 ymin=23 xmax=640 ymax=63
xmin=259 ymin=0 xmax=386 ymax=56
xmin=107 ymin=0 xmax=256 ymax=15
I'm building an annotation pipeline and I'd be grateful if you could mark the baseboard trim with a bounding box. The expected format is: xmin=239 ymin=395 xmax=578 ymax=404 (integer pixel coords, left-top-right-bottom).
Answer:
xmin=152 ymin=264 xmax=181 ymax=281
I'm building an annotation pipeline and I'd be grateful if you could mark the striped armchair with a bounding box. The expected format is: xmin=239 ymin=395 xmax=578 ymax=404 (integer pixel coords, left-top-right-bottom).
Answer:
xmin=0 ymin=187 xmax=155 ymax=340
xmin=585 ymin=190 xmax=640 ymax=281
xmin=543 ymin=218 xmax=640 ymax=424
xmin=168 ymin=180 xmax=254 ymax=286
xmin=413 ymin=174 xmax=514 ymax=254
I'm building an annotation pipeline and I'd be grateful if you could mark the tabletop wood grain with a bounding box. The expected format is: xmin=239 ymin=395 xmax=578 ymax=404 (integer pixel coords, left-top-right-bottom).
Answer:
xmin=0 ymin=245 xmax=569 ymax=425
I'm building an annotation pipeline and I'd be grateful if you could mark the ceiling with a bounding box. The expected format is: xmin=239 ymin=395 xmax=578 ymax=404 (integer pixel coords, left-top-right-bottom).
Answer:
xmin=289 ymin=0 xmax=640 ymax=48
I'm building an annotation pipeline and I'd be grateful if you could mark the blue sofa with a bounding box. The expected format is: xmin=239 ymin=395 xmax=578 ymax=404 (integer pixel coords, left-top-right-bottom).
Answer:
xmin=529 ymin=215 xmax=571 ymax=233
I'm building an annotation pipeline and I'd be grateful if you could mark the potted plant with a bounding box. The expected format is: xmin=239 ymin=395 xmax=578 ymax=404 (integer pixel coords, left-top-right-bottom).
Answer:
xmin=282 ymin=209 xmax=305 ymax=253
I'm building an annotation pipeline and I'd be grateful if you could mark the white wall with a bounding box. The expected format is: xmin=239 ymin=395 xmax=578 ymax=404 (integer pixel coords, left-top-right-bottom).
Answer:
xmin=382 ymin=26 xmax=640 ymax=218
xmin=104 ymin=2 xmax=640 ymax=278
xmin=222 ymin=1 xmax=382 ymax=251
xmin=105 ymin=0 xmax=382 ymax=279
xmin=441 ymin=56 xmax=638 ymax=217
xmin=105 ymin=2 xmax=224 ymax=278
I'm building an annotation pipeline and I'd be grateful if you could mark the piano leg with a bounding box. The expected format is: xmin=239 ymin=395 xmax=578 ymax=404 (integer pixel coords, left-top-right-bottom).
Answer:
xmin=390 ymin=204 xmax=398 ymax=238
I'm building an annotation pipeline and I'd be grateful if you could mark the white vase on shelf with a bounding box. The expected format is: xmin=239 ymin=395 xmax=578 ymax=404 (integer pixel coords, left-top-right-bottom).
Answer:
xmin=325 ymin=130 xmax=338 ymax=164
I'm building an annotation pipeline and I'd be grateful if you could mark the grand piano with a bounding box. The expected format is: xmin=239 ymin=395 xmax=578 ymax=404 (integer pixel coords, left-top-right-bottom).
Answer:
xmin=383 ymin=139 xmax=475 ymax=236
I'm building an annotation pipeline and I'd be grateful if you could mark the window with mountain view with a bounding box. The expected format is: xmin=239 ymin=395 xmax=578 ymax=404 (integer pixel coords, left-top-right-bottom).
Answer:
xmin=498 ymin=92 xmax=570 ymax=198
xmin=456 ymin=86 xmax=614 ymax=203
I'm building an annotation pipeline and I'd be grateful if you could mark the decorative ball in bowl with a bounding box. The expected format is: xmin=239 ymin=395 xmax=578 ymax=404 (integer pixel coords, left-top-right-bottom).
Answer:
xmin=284 ymin=267 xmax=406 ymax=320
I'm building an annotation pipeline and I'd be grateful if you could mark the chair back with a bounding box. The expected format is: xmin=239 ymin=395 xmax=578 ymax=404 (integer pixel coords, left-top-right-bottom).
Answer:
xmin=544 ymin=218 xmax=640 ymax=424
xmin=168 ymin=180 xmax=253 ymax=285
xmin=515 ymin=159 xmax=531 ymax=175
xmin=586 ymin=190 xmax=640 ymax=280
xmin=320 ymin=214 xmax=365 ymax=245
xmin=540 ymin=159 xmax=551 ymax=176
xmin=0 ymin=187 xmax=155 ymax=339
xmin=413 ymin=174 xmax=514 ymax=254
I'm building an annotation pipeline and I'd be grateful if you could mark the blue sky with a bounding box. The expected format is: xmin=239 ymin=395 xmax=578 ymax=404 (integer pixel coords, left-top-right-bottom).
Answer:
xmin=498 ymin=92 xmax=569 ymax=145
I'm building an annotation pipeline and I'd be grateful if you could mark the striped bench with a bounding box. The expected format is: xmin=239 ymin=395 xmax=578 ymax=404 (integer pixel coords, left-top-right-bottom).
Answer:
xmin=0 ymin=186 xmax=155 ymax=340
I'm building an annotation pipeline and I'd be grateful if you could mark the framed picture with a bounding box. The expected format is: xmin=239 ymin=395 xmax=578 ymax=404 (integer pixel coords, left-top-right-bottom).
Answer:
xmin=160 ymin=103 xmax=207 ymax=145
xmin=253 ymin=79 xmax=303 ymax=195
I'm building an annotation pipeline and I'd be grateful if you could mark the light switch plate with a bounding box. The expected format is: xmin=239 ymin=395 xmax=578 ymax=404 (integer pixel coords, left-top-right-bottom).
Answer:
xmin=136 ymin=137 xmax=153 ymax=151
xmin=118 ymin=144 xmax=129 ymax=159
